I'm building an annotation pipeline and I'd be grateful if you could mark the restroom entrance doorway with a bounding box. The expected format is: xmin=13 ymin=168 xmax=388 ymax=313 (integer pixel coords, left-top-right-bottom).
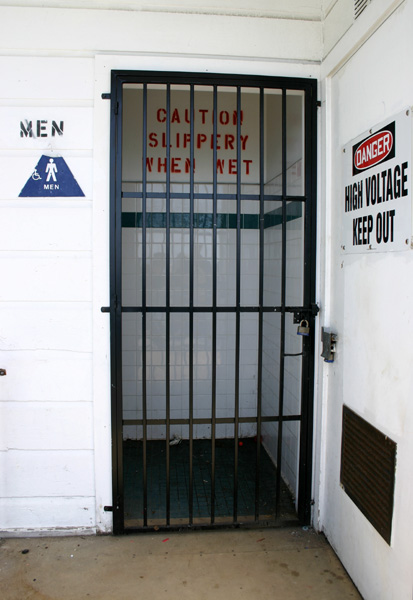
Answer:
xmin=109 ymin=71 xmax=317 ymax=534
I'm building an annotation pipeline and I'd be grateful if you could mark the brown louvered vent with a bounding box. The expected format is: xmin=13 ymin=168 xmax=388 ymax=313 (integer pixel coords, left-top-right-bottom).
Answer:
xmin=355 ymin=0 xmax=371 ymax=19
xmin=341 ymin=405 xmax=396 ymax=545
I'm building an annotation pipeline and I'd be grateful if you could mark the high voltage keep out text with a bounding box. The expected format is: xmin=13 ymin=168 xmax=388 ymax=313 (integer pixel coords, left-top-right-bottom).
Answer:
xmin=344 ymin=161 xmax=408 ymax=212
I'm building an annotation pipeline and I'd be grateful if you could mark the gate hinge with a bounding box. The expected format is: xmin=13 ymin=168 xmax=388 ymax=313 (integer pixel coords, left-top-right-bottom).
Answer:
xmin=104 ymin=505 xmax=113 ymax=512
xmin=316 ymin=100 xmax=322 ymax=108
xmin=101 ymin=93 xmax=118 ymax=115
xmin=101 ymin=295 xmax=120 ymax=313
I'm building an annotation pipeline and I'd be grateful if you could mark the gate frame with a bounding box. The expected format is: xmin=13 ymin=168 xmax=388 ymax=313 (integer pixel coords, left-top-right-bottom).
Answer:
xmin=108 ymin=70 xmax=318 ymax=535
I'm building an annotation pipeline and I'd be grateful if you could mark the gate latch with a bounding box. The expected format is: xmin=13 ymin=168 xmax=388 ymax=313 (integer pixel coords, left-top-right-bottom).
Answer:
xmin=293 ymin=303 xmax=320 ymax=324
xmin=321 ymin=328 xmax=337 ymax=363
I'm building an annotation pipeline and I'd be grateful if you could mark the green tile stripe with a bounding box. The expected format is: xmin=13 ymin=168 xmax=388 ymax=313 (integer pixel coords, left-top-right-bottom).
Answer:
xmin=122 ymin=204 xmax=302 ymax=230
xmin=264 ymin=202 xmax=302 ymax=228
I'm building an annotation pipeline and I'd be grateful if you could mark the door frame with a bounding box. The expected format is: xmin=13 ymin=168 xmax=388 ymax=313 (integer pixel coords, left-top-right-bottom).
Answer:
xmin=108 ymin=70 xmax=318 ymax=534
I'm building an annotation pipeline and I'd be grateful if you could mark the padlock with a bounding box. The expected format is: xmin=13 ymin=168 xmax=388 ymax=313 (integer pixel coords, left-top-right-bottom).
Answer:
xmin=297 ymin=319 xmax=310 ymax=336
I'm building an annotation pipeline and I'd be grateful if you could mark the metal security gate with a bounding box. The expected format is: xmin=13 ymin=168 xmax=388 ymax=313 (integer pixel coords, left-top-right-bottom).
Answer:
xmin=107 ymin=71 xmax=317 ymax=534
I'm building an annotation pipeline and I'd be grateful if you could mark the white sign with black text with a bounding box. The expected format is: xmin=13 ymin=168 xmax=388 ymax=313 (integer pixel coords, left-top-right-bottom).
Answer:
xmin=342 ymin=110 xmax=412 ymax=253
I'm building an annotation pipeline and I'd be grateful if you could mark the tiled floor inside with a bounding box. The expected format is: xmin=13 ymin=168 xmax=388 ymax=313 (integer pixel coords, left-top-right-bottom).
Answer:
xmin=124 ymin=438 xmax=298 ymax=526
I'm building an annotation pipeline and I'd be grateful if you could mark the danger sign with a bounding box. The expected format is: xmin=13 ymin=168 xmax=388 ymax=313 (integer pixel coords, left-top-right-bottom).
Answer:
xmin=342 ymin=110 xmax=411 ymax=253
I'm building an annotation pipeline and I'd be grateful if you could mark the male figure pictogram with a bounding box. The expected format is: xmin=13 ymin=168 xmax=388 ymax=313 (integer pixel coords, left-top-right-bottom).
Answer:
xmin=46 ymin=158 xmax=58 ymax=182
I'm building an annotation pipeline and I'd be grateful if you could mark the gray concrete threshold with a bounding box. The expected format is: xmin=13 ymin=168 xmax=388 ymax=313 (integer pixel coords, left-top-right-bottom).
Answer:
xmin=0 ymin=527 xmax=362 ymax=599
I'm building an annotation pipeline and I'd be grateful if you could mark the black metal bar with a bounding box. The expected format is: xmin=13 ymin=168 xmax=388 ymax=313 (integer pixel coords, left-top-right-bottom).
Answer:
xmin=165 ymin=84 xmax=171 ymax=526
xmin=110 ymin=73 xmax=124 ymax=534
xmin=233 ymin=86 xmax=242 ymax=523
xmin=142 ymin=83 xmax=148 ymax=527
xmin=275 ymin=88 xmax=287 ymax=517
xmin=121 ymin=192 xmax=305 ymax=202
xmin=211 ymin=84 xmax=218 ymax=524
xmin=255 ymin=87 xmax=265 ymax=521
xmin=189 ymin=84 xmax=195 ymax=525
xmin=111 ymin=69 xmax=318 ymax=92
xmin=123 ymin=415 xmax=302 ymax=426
xmin=121 ymin=305 xmax=309 ymax=313
xmin=297 ymin=80 xmax=318 ymax=524
xmin=123 ymin=517 xmax=299 ymax=534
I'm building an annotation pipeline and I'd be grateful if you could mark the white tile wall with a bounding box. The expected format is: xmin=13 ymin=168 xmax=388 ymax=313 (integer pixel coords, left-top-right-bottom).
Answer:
xmin=121 ymin=184 xmax=304 ymax=463
xmin=261 ymin=213 xmax=304 ymax=501
xmin=286 ymin=204 xmax=305 ymax=307
xmin=121 ymin=182 xmax=264 ymax=440
xmin=120 ymin=89 xmax=305 ymax=493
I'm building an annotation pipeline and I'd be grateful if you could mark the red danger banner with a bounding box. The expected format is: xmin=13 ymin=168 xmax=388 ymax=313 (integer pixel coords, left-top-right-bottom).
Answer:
xmin=352 ymin=121 xmax=395 ymax=175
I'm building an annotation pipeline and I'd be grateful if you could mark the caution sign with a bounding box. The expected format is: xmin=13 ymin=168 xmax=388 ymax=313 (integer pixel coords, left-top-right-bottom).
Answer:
xmin=342 ymin=110 xmax=411 ymax=253
xmin=19 ymin=154 xmax=85 ymax=197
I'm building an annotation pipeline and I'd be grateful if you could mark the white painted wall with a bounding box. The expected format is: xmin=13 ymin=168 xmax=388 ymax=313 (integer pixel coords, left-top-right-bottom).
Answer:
xmin=0 ymin=6 xmax=321 ymax=62
xmin=0 ymin=55 xmax=96 ymax=534
xmin=0 ymin=0 xmax=325 ymax=20
xmin=318 ymin=1 xmax=413 ymax=599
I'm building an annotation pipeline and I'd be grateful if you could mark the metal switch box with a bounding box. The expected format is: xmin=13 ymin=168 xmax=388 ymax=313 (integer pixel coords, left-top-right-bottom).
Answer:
xmin=321 ymin=328 xmax=337 ymax=362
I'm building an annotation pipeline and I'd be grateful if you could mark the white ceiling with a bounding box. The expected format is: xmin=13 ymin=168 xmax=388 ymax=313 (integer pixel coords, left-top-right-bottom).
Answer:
xmin=0 ymin=0 xmax=335 ymax=20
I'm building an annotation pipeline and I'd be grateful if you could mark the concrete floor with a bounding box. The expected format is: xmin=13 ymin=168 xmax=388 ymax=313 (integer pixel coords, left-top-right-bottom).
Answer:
xmin=0 ymin=527 xmax=362 ymax=600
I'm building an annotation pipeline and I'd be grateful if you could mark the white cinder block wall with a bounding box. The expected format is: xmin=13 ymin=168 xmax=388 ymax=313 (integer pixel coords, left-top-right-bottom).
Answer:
xmin=0 ymin=56 xmax=96 ymax=533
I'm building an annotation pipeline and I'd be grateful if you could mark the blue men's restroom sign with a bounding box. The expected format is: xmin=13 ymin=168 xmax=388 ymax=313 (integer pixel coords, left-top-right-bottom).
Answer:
xmin=19 ymin=154 xmax=85 ymax=197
